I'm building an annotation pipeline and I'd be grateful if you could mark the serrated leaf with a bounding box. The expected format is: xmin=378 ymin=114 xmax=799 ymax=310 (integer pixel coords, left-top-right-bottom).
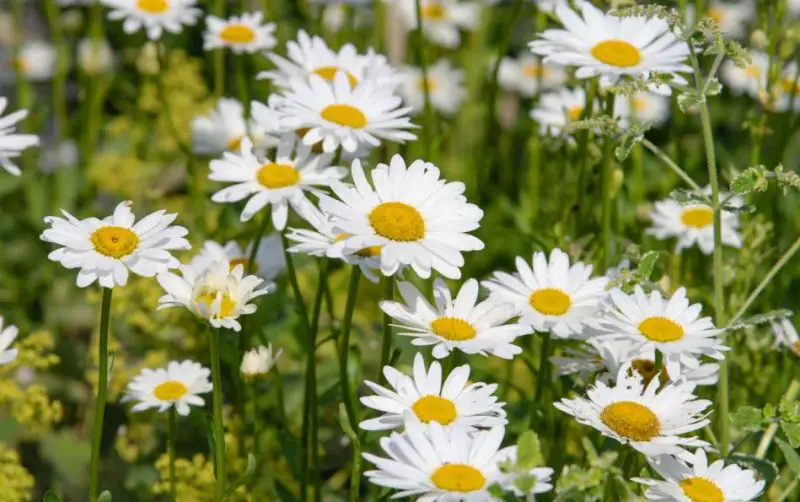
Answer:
xmin=730 ymin=406 xmax=765 ymax=432
xmin=781 ymin=422 xmax=800 ymax=449
xmin=225 ymin=453 xmax=257 ymax=497
xmin=704 ymin=78 xmax=723 ymax=96
xmin=764 ymin=404 xmax=777 ymax=420
xmin=637 ymin=251 xmax=661 ymax=280
xmin=727 ymin=454 xmax=780 ymax=483
xmin=677 ymin=91 xmax=703 ymax=112
xmin=728 ymin=309 xmax=794 ymax=331
xmin=516 ymin=431 xmax=543 ymax=469
xmin=43 ymin=492 xmax=60 ymax=502
xmin=776 ymin=438 xmax=800 ymax=476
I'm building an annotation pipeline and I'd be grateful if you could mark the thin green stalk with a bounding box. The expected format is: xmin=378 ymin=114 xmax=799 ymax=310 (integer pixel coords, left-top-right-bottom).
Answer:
xmin=378 ymin=276 xmax=395 ymax=383
xmin=654 ymin=350 xmax=663 ymax=376
xmin=600 ymin=92 xmax=615 ymax=269
xmin=526 ymin=135 xmax=541 ymax=227
xmin=529 ymin=333 xmax=552 ymax=428
xmin=209 ymin=328 xmax=227 ymax=499
xmin=233 ymin=54 xmax=250 ymax=117
xmin=573 ymin=80 xmax=598 ymax=234
xmin=168 ymin=407 xmax=177 ymax=502
xmin=755 ymin=379 xmax=800 ymax=458
xmin=339 ymin=267 xmax=362 ymax=432
xmin=212 ymin=0 xmax=225 ymax=97
xmin=89 ymin=287 xmax=113 ymax=501
xmin=412 ymin=0 xmax=434 ymax=158
xmin=246 ymin=214 xmax=271 ymax=276
xmin=640 ymin=139 xmax=703 ymax=193
xmin=776 ymin=479 xmax=799 ymax=502
xmin=348 ymin=436 xmax=362 ymax=502
xmin=372 ymin=0 xmax=385 ymax=52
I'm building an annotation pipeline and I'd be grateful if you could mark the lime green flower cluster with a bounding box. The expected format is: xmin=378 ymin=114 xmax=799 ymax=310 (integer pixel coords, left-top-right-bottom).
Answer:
xmin=0 ymin=443 xmax=34 ymax=502
xmin=152 ymin=452 xmax=252 ymax=501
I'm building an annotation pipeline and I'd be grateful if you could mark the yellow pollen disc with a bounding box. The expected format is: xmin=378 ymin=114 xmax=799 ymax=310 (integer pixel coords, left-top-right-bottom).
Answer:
xmin=591 ymin=39 xmax=642 ymax=68
xmin=679 ymin=476 xmax=724 ymax=502
xmin=422 ymin=3 xmax=446 ymax=20
xmin=219 ymin=24 xmax=256 ymax=44
xmin=256 ymin=162 xmax=300 ymax=189
xmin=153 ymin=380 xmax=188 ymax=401
xmin=522 ymin=63 xmax=548 ymax=78
xmin=320 ymin=104 xmax=367 ymax=128
xmin=418 ymin=77 xmax=437 ymax=92
xmin=226 ymin=135 xmax=245 ymax=151
xmin=639 ymin=316 xmax=685 ymax=343
xmin=706 ymin=8 xmax=724 ymax=24
xmin=529 ymin=288 xmax=571 ymax=316
xmin=91 ymin=226 xmax=139 ymax=258
xmin=600 ymin=401 xmax=661 ymax=441
xmin=744 ymin=65 xmax=761 ymax=78
xmin=368 ymin=202 xmax=426 ymax=242
xmin=313 ymin=66 xmax=358 ymax=87
xmin=197 ymin=292 xmax=236 ymax=318
xmin=632 ymin=98 xmax=647 ymax=111
xmin=431 ymin=317 xmax=477 ymax=341
xmin=431 ymin=464 xmax=486 ymax=492
xmin=629 ymin=359 xmax=669 ymax=386
xmin=680 ymin=206 xmax=714 ymax=228
xmin=12 ymin=58 xmax=28 ymax=72
xmin=412 ymin=395 xmax=457 ymax=424
xmin=229 ymin=258 xmax=257 ymax=273
xmin=136 ymin=0 xmax=169 ymax=14
xmin=567 ymin=106 xmax=584 ymax=121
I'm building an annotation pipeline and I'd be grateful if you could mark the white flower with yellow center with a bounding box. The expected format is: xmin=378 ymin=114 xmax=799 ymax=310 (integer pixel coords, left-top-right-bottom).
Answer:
xmin=634 ymin=449 xmax=765 ymax=501
xmin=593 ymin=286 xmax=727 ymax=379
xmin=397 ymin=58 xmax=466 ymax=116
xmin=396 ymin=0 xmax=480 ymax=49
xmin=124 ymin=360 xmax=212 ymax=416
xmin=615 ymin=92 xmax=671 ymax=128
xmin=380 ymin=279 xmax=532 ymax=359
xmin=771 ymin=317 xmax=800 ymax=357
xmin=530 ymin=1 xmax=691 ymax=94
xmin=240 ymin=344 xmax=283 ymax=377
xmin=498 ymin=54 xmax=566 ymax=97
xmin=203 ymin=12 xmax=277 ymax=54
xmin=0 ymin=317 xmax=19 ymax=366
xmin=285 ymin=204 xmax=383 ymax=282
xmin=209 ymin=137 xmax=345 ymax=228
xmin=702 ymin=1 xmax=754 ymax=39
xmin=720 ymin=50 xmax=768 ymax=99
xmin=192 ymin=98 xmax=279 ymax=156
xmin=258 ymin=29 xmax=395 ymax=90
xmin=771 ymin=62 xmax=800 ymax=112
xmin=41 ymin=201 xmax=190 ymax=289
xmin=273 ymin=71 xmax=417 ymax=153
xmin=483 ymin=248 xmax=609 ymax=339
xmin=156 ymin=260 xmax=272 ymax=331
xmin=10 ymin=41 xmax=56 ymax=81
xmin=320 ymin=155 xmax=484 ymax=279
xmin=363 ymin=416 xmax=512 ymax=499
xmin=648 ymin=190 xmax=742 ymax=255
xmin=530 ymin=88 xmax=596 ymax=137
xmin=189 ymin=236 xmax=286 ymax=282
xmin=555 ymin=362 xmax=711 ymax=457
xmin=101 ymin=0 xmax=201 ymax=40
xmin=0 ymin=98 xmax=39 ymax=176
xmin=360 ymin=352 xmax=506 ymax=431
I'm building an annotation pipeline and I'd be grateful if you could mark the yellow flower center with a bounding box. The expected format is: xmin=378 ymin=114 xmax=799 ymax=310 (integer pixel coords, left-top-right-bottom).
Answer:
xmin=256 ymin=162 xmax=300 ymax=189
xmin=368 ymin=202 xmax=426 ymax=242
xmin=335 ymin=233 xmax=381 ymax=257
xmin=91 ymin=226 xmax=139 ymax=259
xmin=744 ymin=65 xmax=761 ymax=78
xmin=780 ymin=78 xmax=800 ymax=93
xmin=313 ymin=66 xmax=358 ymax=87
xmin=632 ymin=97 xmax=647 ymax=112
xmin=680 ymin=206 xmax=714 ymax=228
xmin=630 ymin=358 xmax=670 ymax=386
xmin=412 ymin=395 xmax=457 ymax=424
xmin=422 ymin=3 xmax=446 ymax=20
xmin=679 ymin=476 xmax=724 ymax=502
xmin=639 ymin=316 xmax=685 ymax=342
xmin=229 ymin=258 xmax=257 ymax=273
xmin=418 ymin=77 xmax=437 ymax=92
xmin=706 ymin=8 xmax=724 ymax=24
xmin=523 ymin=62 xmax=549 ymax=78
xmin=320 ymin=104 xmax=367 ymax=128
xmin=567 ymin=106 xmax=584 ymax=121
xmin=196 ymin=292 xmax=236 ymax=318
xmin=431 ymin=317 xmax=477 ymax=341
xmin=591 ymin=40 xmax=642 ymax=68
xmin=600 ymin=401 xmax=661 ymax=441
xmin=136 ymin=0 xmax=169 ymax=14
xmin=153 ymin=380 xmax=188 ymax=401
xmin=12 ymin=58 xmax=28 ymax=72
xmin=219 ymin=24 xmax=256 ymax=44
xmin=431 ymin=464 xmax=486 ymax=492
xmin=529 ymin=288 xmax=571 ymax=316
xmin=226 ymin=134 xmax=245 ymax=151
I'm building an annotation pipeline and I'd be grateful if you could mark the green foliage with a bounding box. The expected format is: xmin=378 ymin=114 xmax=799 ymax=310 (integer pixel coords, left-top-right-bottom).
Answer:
xmin=731 ymin=406 xmax=766 ymax=432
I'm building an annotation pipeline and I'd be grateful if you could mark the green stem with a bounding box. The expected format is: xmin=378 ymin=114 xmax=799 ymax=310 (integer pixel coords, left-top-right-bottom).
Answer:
xmin=372 ymin=0 xmax=385 ymax=52
xmin=529 ymin=333 xmax=552 ymax=427
xmin=412 ymin=0 xmax=434 ymax=158
xmin=776 ymin=479 xmax=799 ymax=502
xmin=377 ymin=276 xmax=395 ymax=382
xmin=212 ymin=0 xmax=225 ymax=98
xmin=88 ymin=287 xmax=112 ymax=501
xmin=339 ymin=267 xmax=362 ymax=432
xmin=168 ymin=407 xmax=177 ymax=502
xmin=640 ymin=139 xmax=703 ymax=192
xmin=573 ymin=80 xmax=598 ymax=234
xmin=246 ymin=214 xmax=271 ymax=276
xmin=755 ymin=379 xmax=800 ymax=458
xmin=209 ymin=328 xmax=227 ymax=499
xmin=600 ymin=92 xmax=615 ymax=269
xmin=233 ymin=54 xmax=250 ymax=117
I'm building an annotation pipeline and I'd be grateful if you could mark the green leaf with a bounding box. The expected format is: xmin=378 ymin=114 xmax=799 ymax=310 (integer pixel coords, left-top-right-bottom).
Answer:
xmin=727 ymin=309 xmax=794 ymax=331
xmin=704 ymin=78 xmax=723 ymax=96
xmin=730 ymin=406 xmax=765 ymax=432
xmin=97 ymin=491 xmax=112 ymax=502
xmin=776 ymin=438 xmax=800 ymax=476
xmin=637 ymin=251 xmax=662 ymax=281
xmin=43 ymin=492 xmax=61 ymax=502
xmin=781 ymin=422 xmax=800 ymax=449
xmin=728 ymin=454 xmax=780 ymax=483
xmin=763 ymin=404 xmax=777 ymax=420
xmin=225 ymin=453 xmax=257 ymax=497
xmin=516 ymin=431 xmax=543 ymax=469
xmin=670 ymin=188 xmax=711 ymax=205
xmin=339 ymin=404 xmax=356 ymax=439
xmin=677 ymin=91 xmax=703 ymax=113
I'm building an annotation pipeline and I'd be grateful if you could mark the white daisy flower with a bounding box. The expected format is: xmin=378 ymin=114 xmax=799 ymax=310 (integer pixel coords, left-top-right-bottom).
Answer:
xmin=771 ymin=62 xmax=800 ymax=112
xmin=41 ymin=201 xmax=190 ymax=289
xmin=156 ymin=260 xmax=272 ymax=332
xmin=770 ymin=317 xmax=800 ymax=356
xmin=258 ymin=29 xmax=395 ymax=90
xmin=634 ymin=449 xmax=765 ymax=501
xmin=11 ymin=41 xmax=56 ymax=81
xmin=396 ymin=0 xmax=480 ymax=49
xmin=363 ymin=416 xmax=512 ymax=500
xmin=192 ymin=98 xmax=279 ymax=156
xmin=320 ymin=155 xmax=485 ymax=279
xmin=124 ymin=360 xmax=212 ymax=416
xmin=498 ymin=54 xmax=566 ymax=97
xmin=483 ymin=248 xmax=609 ymax=339
xmin=647 ymin=188 xmax=742 ymax=255
xmin=397 ymin=58 xmax=466 ymax=116
xmin=555 ymin=362 xmax=711 ymax=457
xmin=530 ymin=1 xmax=691 ymax=94
xmin=188 ymin=236 xmax=286 ymax=282
xmin=720 ymin=50 xmax=768 ymax=98
xmin=0 ymin=98 xmax=39 ymax=176
xmin=0 ymin=317 xmax=19 ymax=366
xmin=285 ymin=203 xmax=382 ymax=282
xmin=593 ymin=286 xmax=728 ymax=379
xmin=209 ymin=136 xmax=345 ymax=228
xmin=203 ymin=12 xmax=277 ymax=54
xmin=77 ymin=38 xmax=115 ymax=75
xmin=101 ymin=0 xmax=201 ymax=40
xmin=615 ymin=92 xmax=671 ymax=128
xmin=360 ymin=352 xmax=506 ymax=431
xmin=380 ymin=279 xmax=532 ymax=359
xmin=240 ymin=344 xmax=283 ymax=377
xmin=530 ymin=87 xmax=596 ymax=137
xmin=272 ymin=71 xmax=417 ymax=153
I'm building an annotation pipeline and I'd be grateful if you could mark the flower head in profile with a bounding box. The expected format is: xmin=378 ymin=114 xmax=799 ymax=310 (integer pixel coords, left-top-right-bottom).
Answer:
xmin=0 ymin=317 xmax=19 ymax=366
xmin=240 ymin=344 xmax=283 ymax=378
xmin=530 ymin=87 xmax=596 ymax=137
xmin=101 ymin=0 xmax=201 ymax=40
xmin=192 ymin=98 xmax=279 ymax=156
xmin=203 ymin=12 xmax=277 ymax=54
xmin=189 ymin=236 xmax=286 ymax=282
xmin=320 ymin=155 xmax=484 ymax=279
xmin=124 ymin=360 xmax=212 ymax=416
xmin=771 ymin=317 xmax=800 ymax=357
xmin=615 ymin=92 xmax=671 ymax=128
xmin=157 ymin=260 xmax=273 ymax=331
xmin=397 ymin=59 xmax=466 ymax=116
xmin=0 ymin=98 xmax=39 ymax=176
xmin=396 ymin=0 xmax=479 ymax=49
xmin=498 ymin=54 xmax=565 ymax=97
xmin=555 ymin=362 xmax=711 ymax=457
xmin=209 ymin=137 xmax=345 ymax=228
xmin=720 ymin=50 xmax=768 ymax=99
xmin=41 ymin=201 xmax=190 ymax=288
xmin=380 ymin=279 xmax=532 ymax=359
